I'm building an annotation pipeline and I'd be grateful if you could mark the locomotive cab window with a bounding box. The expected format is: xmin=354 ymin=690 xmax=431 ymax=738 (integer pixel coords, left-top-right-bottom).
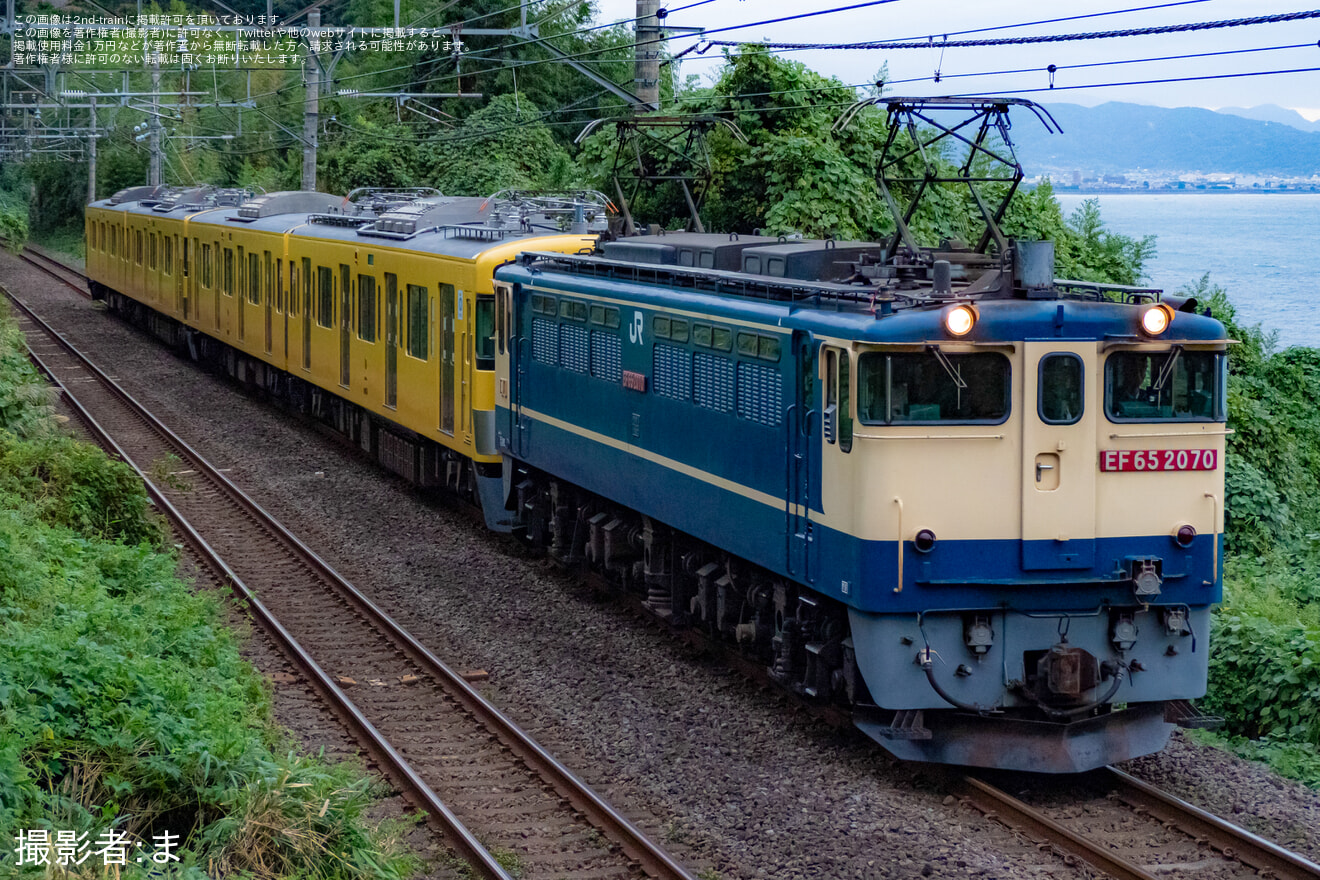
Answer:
xmin=1105 ymin=350 xmax=1226 ymax=422
xmin=1039 ymin=353 xmax=1083 ymax=425
xmin=857 ymin=351 xmax=1010 ymax=424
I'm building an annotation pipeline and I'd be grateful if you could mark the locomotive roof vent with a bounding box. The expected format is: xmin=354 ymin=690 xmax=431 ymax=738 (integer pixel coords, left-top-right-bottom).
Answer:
xmin=601 ymin=232 xmax=776 ymax=272
xmin=233 ymin=190 xmax=341 ymax=222
xmin=740 ymin=240 xmax=883 ymax=282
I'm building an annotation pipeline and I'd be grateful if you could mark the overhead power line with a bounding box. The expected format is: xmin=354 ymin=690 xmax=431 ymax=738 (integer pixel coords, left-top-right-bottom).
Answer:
xmin=700 ymin=9 xmax=1320 ymax=50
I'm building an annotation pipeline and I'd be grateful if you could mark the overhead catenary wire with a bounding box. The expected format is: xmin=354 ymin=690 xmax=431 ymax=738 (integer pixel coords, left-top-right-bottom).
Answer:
xmin=699 ymin=8 xmax=1320 ymax=50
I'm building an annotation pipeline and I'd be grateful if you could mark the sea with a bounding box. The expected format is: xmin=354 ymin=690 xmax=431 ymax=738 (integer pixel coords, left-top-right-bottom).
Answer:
xmin=1053 ymin=192 xmax=1320 ymax=350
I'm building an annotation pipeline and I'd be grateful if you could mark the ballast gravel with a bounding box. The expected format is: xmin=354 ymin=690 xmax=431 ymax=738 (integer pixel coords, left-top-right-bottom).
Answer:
xmin=9 ymin=251 xmax=1320 ymax=879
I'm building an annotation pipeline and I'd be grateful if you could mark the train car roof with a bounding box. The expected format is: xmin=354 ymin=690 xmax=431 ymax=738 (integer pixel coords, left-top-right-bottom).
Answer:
xmin=89 ymin=193 xmax=595 ymax=262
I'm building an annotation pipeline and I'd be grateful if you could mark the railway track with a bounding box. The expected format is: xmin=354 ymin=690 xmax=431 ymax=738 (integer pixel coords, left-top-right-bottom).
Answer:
xmin=2 ymin=281 xmax=697 ymax=880
xmin=13 ymin=245 xmax=1320 ymax=880
xmin=958 ymin=767 xmax=1320 ymax=880
xmin=14 ymin=241 xmax=89 ymax=296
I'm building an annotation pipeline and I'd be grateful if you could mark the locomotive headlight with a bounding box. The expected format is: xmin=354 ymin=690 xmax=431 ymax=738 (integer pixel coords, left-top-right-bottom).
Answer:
xmin=944 ymin=304 xmax=978 ymax=337
xmin=1141 ymin=303 xmax=1175 ymax=336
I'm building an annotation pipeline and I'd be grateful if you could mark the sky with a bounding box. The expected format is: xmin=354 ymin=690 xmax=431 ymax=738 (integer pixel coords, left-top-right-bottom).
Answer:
xmin=590 ymin=0 xmax=1320 ymax=120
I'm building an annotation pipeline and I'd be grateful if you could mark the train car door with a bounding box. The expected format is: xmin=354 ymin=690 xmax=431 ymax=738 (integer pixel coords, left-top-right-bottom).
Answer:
xmin=1021 ymin=341 xmax=1097 ymax=569
xmin=787 ymin=329 xmax=816 ymax=581
xmin=302 ymin=257 xmax=312 ymax=370
xmin=173 ymin=235 xmax=182 ymax=315
xmin=281 ymin=259 xmax=289 ymax=361
xmin=385 ymin=273 xmax=398 ymax=408
xmin=439 ymin=282 xmax=456 ymax=434
xmin=264 ymin=251 xmax=274 ymax=354
xmin=213 ymin=242 xmax=221 ymax=331
xmin=339 ymin=264 xmax=351 ymax=387
xmin=182 ymin=237 xmax=193 ymax=320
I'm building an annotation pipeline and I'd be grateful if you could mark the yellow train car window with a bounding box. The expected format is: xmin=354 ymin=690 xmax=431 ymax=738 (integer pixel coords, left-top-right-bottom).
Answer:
xmin=316 ymin=266 xmax=333 ymax=327
xmin=302 ymin=257 xmax=311 ymax=314
xmin=201 ymin=243 xmax=212 ymax=288
xmin=163 ymin=236 xmax=173 ymax=275
xmin=223 ymin=248 xmax=234 ymax=296
xmin=289 ymin=260 xmax=298 ymax=314
xmin=149 ymin=232 xmax=158 ymax=269
xmin=109 ymin=226 xmax=117 ymax=257
xmin=357 ymin=274 xmax=377 ymax=342
xmin=475 ymin=296 xmax=495 ymax=369
xmin=406 ymin=284 xmax=428 ymax=360
xmin=135 ymin=230 xmax=143 ymax=265
xmin=247 ymin=253 xmax=260 ymax=304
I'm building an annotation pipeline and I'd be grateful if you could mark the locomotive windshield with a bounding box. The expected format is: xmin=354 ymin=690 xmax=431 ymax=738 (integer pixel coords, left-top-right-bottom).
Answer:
xmin=857 ymin=351 xmax=1010 ymax=424
xmin=1105 ymin=350 xmax=1226 ymax=422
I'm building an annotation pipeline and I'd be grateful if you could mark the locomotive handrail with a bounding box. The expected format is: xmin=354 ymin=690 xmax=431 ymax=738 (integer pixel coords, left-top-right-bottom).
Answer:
xmin=893 ymin=496 xmax=904 ymax=594
xmin=855 ymin=432 xmax=1005 ymax=440
xmin=1107 ymin=429 xmax=1234 ymax=439
xmin=1205 ymin=492 xmax=1220 ymax=586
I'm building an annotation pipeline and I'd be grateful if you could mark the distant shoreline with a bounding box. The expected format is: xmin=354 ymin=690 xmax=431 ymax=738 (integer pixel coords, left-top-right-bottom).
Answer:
xmin=1047 ymin=187 xmax=1320 ymax=196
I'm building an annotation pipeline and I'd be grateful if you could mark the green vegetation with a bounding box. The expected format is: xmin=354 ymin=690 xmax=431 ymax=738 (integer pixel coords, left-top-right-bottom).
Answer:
xmin=0 ymin=302 xmax=416 ymax=877
xmin=1185 ymin=278 xmax=1320 ymax=786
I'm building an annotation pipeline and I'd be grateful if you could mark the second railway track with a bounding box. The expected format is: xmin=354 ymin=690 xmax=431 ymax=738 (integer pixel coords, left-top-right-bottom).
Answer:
xmin=3 ymin=280 xmax=696 ymax=880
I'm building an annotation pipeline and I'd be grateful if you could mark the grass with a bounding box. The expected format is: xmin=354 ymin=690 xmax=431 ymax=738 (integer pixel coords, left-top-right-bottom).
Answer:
xmin=0 ymin=298 xmax=418 ymax=877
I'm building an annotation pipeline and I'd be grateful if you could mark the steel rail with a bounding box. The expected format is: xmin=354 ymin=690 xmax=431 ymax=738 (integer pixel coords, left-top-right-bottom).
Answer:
xmin=957 ymin=775 xmax=1161 ymax=880
xmin=1104 ymin=766 xmax=1320 ymax=879
xmin=3 ymin=283 xmax=697 ymax=880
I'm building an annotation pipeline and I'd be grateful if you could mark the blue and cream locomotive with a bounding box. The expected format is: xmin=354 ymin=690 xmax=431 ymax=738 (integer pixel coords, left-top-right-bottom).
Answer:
xmin=493 ymin=230 xmax=1226 ymax=773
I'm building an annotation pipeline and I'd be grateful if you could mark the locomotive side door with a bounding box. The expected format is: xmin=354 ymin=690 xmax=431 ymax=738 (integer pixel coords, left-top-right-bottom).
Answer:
xmin=1020 ymin=341 xmax=1098 ymax=569
xmin=787 ymin=329 xmax=816 ymax=581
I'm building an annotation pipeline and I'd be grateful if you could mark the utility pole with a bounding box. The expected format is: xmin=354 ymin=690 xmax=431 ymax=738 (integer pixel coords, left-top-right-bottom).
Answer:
xmin=634 ymin=0 xmax=661 ymax=112
xmin=87 ymin=96 xmax=96 ymax=203
xmin=149 ymin=62 xmax=161 ymax=185
xmin=302 ymin=9 xmax=320 ymax=191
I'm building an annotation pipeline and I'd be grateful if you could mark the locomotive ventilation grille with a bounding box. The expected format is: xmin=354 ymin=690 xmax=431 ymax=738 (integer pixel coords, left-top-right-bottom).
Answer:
xmin=694 ymin=352 xmax=735 ymax=413
xmin=533 ymin=318 xmax=559 ymax=365
xmin=654 ymin=343 xmax=692 ymax=400
xmin=590 ymin=331 xmax=622 ymax=382
xmin=736 ymin=362 xmax=783 ymax=427
xmin=559 ymin=324 xmax=590 ymax=374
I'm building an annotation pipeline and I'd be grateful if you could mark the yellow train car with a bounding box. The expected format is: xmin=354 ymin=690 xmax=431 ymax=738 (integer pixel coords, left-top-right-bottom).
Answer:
xmin=86 ymin=185 xmax=599 ymax=526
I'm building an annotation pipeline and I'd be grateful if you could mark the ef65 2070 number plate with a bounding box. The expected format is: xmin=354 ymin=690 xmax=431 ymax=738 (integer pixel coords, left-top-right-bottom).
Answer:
xmin=1099 ymin=449 xmax=1217 ymax=471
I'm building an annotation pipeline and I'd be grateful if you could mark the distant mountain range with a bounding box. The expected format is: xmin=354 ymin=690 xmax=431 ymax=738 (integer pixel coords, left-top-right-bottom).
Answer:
xmin=1010 ymin=102 xmax=1320 ymax=179
xmin=1217 ymin=104 xmax=1320 ymax=133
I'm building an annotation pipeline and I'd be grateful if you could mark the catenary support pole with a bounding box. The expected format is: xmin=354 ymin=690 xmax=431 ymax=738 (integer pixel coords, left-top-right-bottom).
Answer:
xmin=302 ymin=9 xmax=320 ymax=191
